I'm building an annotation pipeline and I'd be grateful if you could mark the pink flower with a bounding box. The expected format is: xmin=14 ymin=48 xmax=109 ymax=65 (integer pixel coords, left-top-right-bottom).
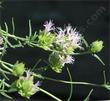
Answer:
xmin=56 ymin=25 xmax=83 ymax=50
xmin=43 ymin=20 xmax=55 ymax=32
xmin=59 ymin=55 xmax=75 ymax=66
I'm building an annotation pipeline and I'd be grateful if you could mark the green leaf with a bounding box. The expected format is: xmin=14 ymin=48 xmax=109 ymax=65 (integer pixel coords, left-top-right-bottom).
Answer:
xmin=8 ymin=81 xmax=18 ymax=93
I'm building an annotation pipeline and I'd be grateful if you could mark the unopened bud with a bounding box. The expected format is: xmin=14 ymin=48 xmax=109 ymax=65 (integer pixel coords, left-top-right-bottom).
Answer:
xmin=90 ymin=40 xmax=103 ymax=53
xmin=12 ymin=61 xmax=25 ymax=77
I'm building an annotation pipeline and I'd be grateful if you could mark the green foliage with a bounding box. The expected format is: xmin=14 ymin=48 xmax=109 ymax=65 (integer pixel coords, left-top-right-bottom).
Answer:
xmin=0 ymin=79 xmax=12 ymax=99
xmin=0 ymin=19 xmax=108 ymax=101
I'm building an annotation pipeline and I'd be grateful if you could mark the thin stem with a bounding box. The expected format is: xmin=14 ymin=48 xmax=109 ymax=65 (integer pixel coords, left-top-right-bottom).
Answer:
xmin=92 ymin=54 xmax=105 ymax=66
xmin=34 ymin=73 xmax=105 ymax=88
xmin=67 ymin=67 xmax=73 ymax=101
xmin=1 ymin=29 xmax=25 ymax=41
xmin=103 ymin=71 xmax=107 ymax=84
xmin=72 ymin=51 xmax=90 ymax=56
xmin=38 ymin=87 xmax=62 ymax=101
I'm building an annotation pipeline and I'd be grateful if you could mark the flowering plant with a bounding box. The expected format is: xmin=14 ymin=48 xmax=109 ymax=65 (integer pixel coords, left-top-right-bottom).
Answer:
xmin=0 ymin=19 xmax=109 ymax=101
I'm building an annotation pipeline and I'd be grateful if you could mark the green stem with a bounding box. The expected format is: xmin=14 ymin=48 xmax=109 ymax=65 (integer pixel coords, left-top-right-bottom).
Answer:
xmin=92 ymin=54 xmax=105 ymax=66
xmin=34 ymin=74 xmax=105 ymax=88
xmin=73 ymin=51 xmax=90 ymax=55
xmin=1 ymin=29 xmax=92 ymax=56
xmin=67 ymin=67 xmax=73 ymax=101
xmin=1 ymin=29 xmax=25 ymax=41
xmin=38 ymin=87 xmax=62 ymax=101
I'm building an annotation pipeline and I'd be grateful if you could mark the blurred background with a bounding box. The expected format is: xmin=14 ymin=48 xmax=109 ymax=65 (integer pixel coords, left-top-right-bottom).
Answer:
xmin=0 ymin=0 xmax=109 ymax=100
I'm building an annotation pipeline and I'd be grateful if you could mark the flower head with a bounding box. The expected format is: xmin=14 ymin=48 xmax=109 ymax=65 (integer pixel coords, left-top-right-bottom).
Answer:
xmin=49 ymin=52 xmax=74 ymax=73
xmin=43 ymin=20 xmax=55 ymax=32
xmin=59 ymin=55 xmax=75 ymax=66
xmin=38 ymin=30 xmax=55 ymax=50
xmin=55 ymin=25 xmax=83 ymax=54
xmin=15 ymin=70 xmax=41 ymax=99
xmin=38 ymin=20 xmax=55 ymax=50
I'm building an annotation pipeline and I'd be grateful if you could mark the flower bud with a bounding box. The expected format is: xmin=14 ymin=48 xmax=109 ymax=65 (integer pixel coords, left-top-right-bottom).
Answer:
xmin=38 ymin=31 xmax=55 ymax=50
xmin=49 ymin=52 xmax=62 ymax=73
xmin=12 ymin=61 xmax=25 ymax=77
xmin=90 ymin=40 xmax=103 ymax=53
xmin=16 ymin=76 xmax=34 ymax=99
xmin=21 ymin=76 xmax=33 ymax=93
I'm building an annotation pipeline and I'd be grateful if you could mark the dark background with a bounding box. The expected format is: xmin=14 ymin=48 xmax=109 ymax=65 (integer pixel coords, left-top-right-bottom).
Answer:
xmin=0 ymin=0 xmax=109 ymax=100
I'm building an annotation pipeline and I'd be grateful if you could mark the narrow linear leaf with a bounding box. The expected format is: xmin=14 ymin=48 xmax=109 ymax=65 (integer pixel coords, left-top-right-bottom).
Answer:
xmin=92 ymin=54 xmax=105 ymax=66
xmin=0 ymin=92 xmax=12 ymax=99
xmin=81 ymin=37 xmax=89 ymax=48
xmin=84 ymin=89 xmax=93 ymax=101
xmin=1 ymin=72 xmax=9 ymax=80
xmin=32 ymin=59 xmax=42 ymax=71
xmin=29 ymin=19 xmax=32 ymax=37
xmin=38 ymin=87 xmax=62 ymax=101
xmin=4 ymin=22 xmax=8 ymax=33
xmin=103 ymin=71 xmax=107 ymax=84
xmin=12 ymin=17 xmax=15 ymax=34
